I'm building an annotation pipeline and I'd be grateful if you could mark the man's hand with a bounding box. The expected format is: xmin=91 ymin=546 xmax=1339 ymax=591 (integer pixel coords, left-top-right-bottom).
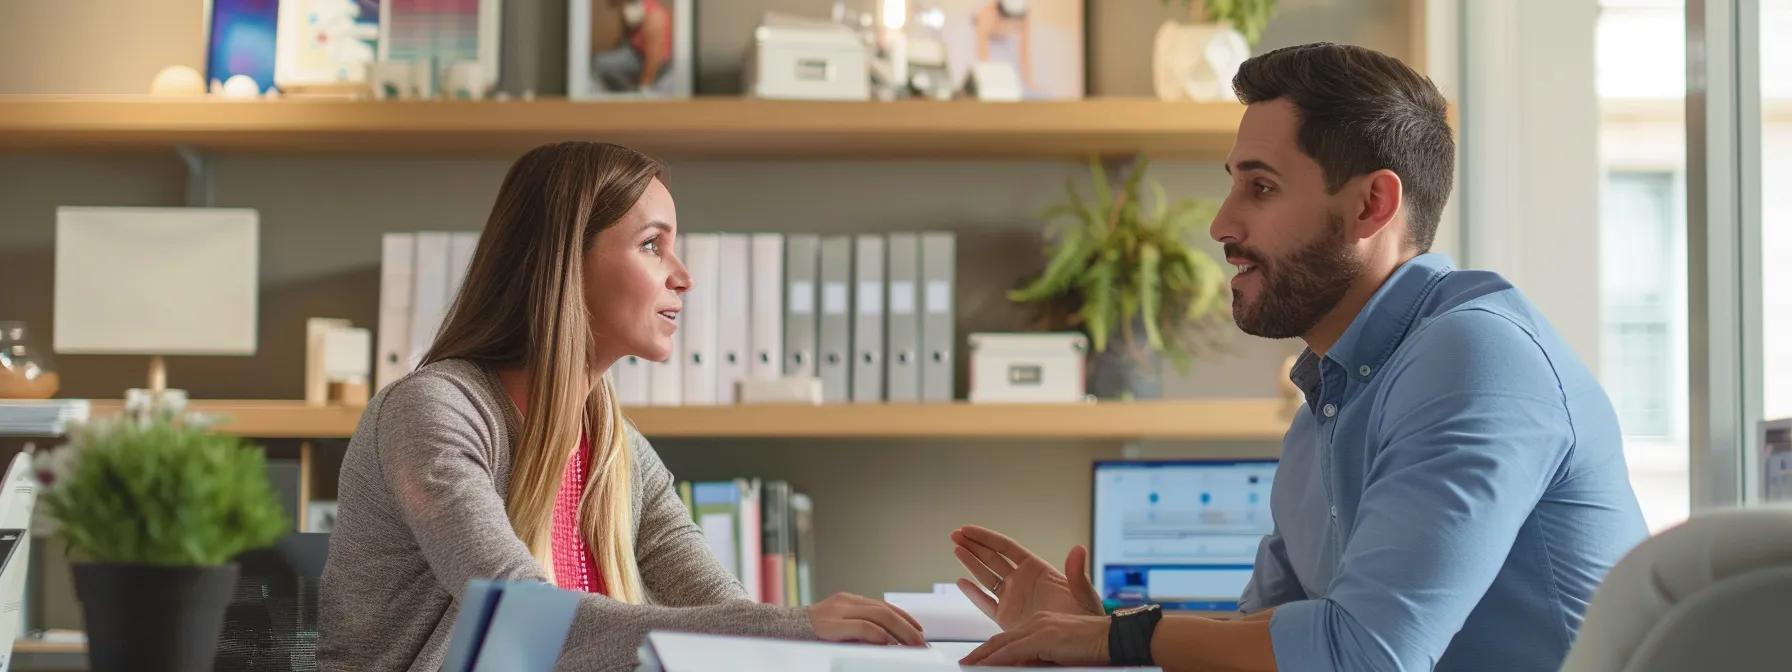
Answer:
xmin=950 ymin=525 xmax=1104 ymax=630
xmin=959 ymin=612 xmax=1110 ymax=667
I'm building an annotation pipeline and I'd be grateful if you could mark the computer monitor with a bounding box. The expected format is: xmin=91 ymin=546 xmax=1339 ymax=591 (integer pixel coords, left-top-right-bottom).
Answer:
xmin=1092 ymin=459 xmax=1276 ymax=612
xmin=0 ymin=451 xmax=38 ymax=672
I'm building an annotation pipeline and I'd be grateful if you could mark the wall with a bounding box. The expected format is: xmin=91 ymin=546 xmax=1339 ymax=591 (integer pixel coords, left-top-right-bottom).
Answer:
xmin=0 ymin=0 xmax=1420 ymax=616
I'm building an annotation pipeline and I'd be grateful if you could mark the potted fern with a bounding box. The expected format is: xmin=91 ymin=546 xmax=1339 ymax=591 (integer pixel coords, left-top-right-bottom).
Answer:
xmin=36 ymin=416 xmax=288 ymax=672
xmin=1153 ymin=0 xmax=1278 ymax=101
xmin=1009 ymin=157 xmax=1228 ymax=399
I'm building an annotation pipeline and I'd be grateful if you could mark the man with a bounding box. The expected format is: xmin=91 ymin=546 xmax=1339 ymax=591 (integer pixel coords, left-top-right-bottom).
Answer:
xmin=950 ymin=42 xmax=1647 ymax=671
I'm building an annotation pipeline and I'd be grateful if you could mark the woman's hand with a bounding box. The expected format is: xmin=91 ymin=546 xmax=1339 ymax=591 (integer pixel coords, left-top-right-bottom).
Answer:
xmin=951 ymin=526 xmax=1104 ymax=630
xmin=805 ymin=593 xmax=927 ymax=646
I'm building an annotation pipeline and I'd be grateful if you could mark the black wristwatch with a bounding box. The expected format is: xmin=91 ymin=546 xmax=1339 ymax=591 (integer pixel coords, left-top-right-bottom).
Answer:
xmin=1108 ymin=603 xmax=1162 ymax=666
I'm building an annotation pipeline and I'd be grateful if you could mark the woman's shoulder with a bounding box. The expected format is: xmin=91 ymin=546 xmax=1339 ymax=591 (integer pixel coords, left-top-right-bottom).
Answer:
xmin=360 ymin=359 xmax=509 ymax=449
xmin=374 ymin=359 xmax=500 ymax=413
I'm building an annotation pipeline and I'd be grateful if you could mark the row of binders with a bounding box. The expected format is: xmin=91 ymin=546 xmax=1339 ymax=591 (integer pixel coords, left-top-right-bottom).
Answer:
xmin=377 ymin=231 xmax=479 ymax=390
xmin=375 ymin=232 xmax=958 ymax=404
xmin=614 ymin=232 xmax=958 ymax=406
xmin=678 ymin=479 xmax=815 ymax=607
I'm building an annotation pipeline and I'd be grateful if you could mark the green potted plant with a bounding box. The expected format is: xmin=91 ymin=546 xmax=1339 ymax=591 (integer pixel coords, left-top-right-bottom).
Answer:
xmin=1153 ymin=0 xmax=1279 ymax=101
xmin=36 ymin=416 xmax=288 ymax=672
xmin=1009 ymin=157 xmax=1228 ymax=399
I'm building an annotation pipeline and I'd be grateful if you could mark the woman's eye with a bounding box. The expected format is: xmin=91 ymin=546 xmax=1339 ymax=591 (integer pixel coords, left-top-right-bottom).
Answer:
xmin=642 ymin=237 xmax=661 ymax=254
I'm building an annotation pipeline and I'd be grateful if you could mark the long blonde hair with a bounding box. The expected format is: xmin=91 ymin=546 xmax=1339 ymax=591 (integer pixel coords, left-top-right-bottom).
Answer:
xmin=422 ymin=142 xmax=662 ymax=603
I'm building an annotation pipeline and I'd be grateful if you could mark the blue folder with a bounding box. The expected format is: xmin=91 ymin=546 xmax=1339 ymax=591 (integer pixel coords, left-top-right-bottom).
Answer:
xmin=440 ymin=579 xmax=581 ymax=672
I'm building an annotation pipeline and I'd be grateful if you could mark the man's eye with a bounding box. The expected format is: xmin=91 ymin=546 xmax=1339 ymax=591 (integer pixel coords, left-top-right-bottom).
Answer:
xmin=1255 ymin=182 xmax=1274 ymax=195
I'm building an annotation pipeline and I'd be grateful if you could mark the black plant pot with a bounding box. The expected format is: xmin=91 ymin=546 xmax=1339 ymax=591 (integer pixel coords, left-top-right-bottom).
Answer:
xmin=73 ymin=562 xmax=239 ymax=672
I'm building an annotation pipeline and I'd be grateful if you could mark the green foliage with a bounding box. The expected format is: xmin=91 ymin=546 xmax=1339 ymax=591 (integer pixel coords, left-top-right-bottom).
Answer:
xmin=1162 ymin=0 xmax=1279 ymax=46
xmin=40 ymin=418 xmax=288 ymax=566
xmin=1009 ymin=157 xmax=1229 ymax=374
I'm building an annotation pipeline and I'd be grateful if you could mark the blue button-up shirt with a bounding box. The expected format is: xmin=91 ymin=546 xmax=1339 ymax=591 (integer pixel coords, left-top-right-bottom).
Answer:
xmin=1242 ymin=253 xmax=1647 ymax=671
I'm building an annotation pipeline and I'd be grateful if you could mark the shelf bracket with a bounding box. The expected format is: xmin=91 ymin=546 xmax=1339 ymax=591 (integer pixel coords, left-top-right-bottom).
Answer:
xmin=177 ymin=145 xmax=215 ymax=207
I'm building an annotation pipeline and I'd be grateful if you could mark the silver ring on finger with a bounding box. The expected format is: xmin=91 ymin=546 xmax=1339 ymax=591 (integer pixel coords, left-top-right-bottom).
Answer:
xmin=991 ymin=578 xmax=1004 ymax=593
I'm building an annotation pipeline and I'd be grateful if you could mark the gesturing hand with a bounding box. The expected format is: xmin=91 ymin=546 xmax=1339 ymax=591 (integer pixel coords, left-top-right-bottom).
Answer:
xmin=950 ymin=525 xmax=1104 ymax=631
xmin=805 ymin=592 xmax=927 ymax=646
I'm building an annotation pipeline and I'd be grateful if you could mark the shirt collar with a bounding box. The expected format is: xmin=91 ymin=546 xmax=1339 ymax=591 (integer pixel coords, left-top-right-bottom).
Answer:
xmin=1288 ymin=253 xmax=1456 ymax=396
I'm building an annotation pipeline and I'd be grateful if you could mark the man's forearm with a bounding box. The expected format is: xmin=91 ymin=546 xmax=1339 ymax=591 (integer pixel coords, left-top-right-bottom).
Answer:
xmin=1149 ymin=613 xmax=1277 ymax=672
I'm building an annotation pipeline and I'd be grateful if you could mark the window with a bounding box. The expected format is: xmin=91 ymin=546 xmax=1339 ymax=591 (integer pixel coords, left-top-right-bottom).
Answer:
xmin=1596 ymin=0 xmax=1690 ymax=530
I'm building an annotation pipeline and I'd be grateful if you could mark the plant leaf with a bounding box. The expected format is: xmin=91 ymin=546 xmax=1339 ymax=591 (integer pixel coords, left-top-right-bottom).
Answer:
xmin=1088 ymin=157 xmax=1112 ymax=223
xmin=1009 ymin=224 xmax=1094 ymax=302
xmin=1078 ymin=248 xmax=1121 ymax=352
xmin=1138 ymin=243 xmax=1165 ymax=350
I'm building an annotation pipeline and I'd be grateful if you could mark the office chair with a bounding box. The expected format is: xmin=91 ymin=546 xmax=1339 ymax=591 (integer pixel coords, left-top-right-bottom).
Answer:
xmin=214 ymin=533 xmax=330 ymax=672
xmin=1560 ymin=506 xmax=1792 ymax=672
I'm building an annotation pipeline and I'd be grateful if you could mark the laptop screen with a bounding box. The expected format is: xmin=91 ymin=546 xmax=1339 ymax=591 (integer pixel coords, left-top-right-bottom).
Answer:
xmin=1092 ymin=459 xmax=1277 ymax=612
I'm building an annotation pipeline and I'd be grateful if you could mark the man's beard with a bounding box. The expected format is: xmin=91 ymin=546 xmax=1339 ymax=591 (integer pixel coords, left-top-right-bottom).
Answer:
xmin=1228 ymin=214 xmax=1362 ymax=339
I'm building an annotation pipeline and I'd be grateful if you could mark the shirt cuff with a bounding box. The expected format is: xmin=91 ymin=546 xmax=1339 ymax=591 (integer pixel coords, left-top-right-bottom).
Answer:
xmin=1268 ymin=598 xmax=1330 ymax=671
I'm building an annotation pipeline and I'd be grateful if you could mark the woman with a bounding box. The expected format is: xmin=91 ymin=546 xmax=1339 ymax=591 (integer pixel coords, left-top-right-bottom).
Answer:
xmin=319 ymin=142 xmax=924 ymax=671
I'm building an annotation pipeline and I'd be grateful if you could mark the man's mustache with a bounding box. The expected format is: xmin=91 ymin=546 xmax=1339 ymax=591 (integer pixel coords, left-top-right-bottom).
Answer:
xmin=1223 ymin=244 xmax=1268 ymax=268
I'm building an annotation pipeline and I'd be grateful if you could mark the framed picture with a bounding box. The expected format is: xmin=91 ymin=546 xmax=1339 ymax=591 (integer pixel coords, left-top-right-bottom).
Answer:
xmin=276 ymin=0 xmax=381 ymax=91
xmin=933 ymin=0 xmax=1084 ymax=100
xmin=568 ymin=0 xmax=694 ymax=99
xmin=205 ymin=0 xmax=281 ymax=93
xmin=380 ymin=0 xmax=503 ymax=92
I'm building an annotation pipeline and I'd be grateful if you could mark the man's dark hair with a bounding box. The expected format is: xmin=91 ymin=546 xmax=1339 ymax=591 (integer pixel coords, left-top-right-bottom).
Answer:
xmin=1232 ymin=42 xmax=1454 ymax=252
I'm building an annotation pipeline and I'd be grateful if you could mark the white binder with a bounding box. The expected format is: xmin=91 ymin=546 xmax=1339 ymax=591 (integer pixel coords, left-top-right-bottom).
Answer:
xmin=783 ymin=235 xmax=821 ymax=380
xmin=651 ymin=313 xmax=684 ymax=406
xmin=851 ymin=235 xmax=885 ymax=403
xmin=884 ymin=233 xmax=922 ymax=403
xmin=407 ymin=232 xmax=453 ymax=370
xmin=377 ymin=233 xmax=415 ymax=390
xmin=448 ymin=231 xmax=479 ymax=308
xmin=749 ymin=233 xmax=785 ymax=382
xmin=681 ymin=233 xmax=720 ymax=405
xmin=816 ymin=236 xmax=853 ymax=404
xmin=612 ymin=356 xmax=651 ymax=407
xmin=920 ymin=232 xmax=956 ymax=402
xmin=715 ymin=234 xmax=752 ymax=404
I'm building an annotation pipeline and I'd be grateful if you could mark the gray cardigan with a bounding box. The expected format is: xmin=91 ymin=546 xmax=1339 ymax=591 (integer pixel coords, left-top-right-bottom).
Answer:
xmin=318 ymin=359 xmax=814 ymax=672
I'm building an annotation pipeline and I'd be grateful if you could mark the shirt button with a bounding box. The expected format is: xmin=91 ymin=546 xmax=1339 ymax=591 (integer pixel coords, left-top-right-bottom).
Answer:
xmin=1330 ymin=506 xmax=1338 ymax=518
xmin=1359 ymin=365 xmax=1372 ymax=377
xmin=1323 ymin=403 xmax=1338 ymax=418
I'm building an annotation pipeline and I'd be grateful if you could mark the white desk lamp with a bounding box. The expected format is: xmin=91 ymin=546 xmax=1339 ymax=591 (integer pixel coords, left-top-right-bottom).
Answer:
xmin=53 ymin=207 xmax=259 ymax=410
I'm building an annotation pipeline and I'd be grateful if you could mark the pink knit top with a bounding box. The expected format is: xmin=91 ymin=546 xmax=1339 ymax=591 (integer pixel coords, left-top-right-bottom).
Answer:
xmin=551 ymin=433 xmax=604 ymax=595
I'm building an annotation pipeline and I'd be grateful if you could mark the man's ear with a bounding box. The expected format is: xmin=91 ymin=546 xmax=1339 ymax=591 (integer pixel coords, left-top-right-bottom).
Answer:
xmin=1350 ymin=169 xmax=1404 ymax=241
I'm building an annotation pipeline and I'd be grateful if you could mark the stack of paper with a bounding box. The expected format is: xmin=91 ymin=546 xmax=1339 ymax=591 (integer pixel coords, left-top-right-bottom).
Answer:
xmin=882 ymin=584 xmax=1001 ymax=643
xmin=0 ymin=400 xmax=90 ymax=436
xmin=636 ymin=631 xmax=1161 ymax=672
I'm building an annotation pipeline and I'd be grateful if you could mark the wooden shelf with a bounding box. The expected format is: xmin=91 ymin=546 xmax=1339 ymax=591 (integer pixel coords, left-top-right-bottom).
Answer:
xmin=12 ymin=638 xmax=86 ymax=655
xmin=87 ymin=398 xmax=1291 ymax=441
xmin=0 ymin=95 xmax=1246 ymax=159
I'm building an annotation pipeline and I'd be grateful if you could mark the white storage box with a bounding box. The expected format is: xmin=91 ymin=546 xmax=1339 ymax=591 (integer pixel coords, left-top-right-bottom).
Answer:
xmin=968 ymin=333 xmax=1088 ymax=403
xmin=745 ymin=14 xmax=870 ymax=101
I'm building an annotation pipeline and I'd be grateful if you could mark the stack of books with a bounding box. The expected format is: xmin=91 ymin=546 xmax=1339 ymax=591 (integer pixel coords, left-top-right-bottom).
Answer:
xmin=0 ymin=400 xmax=90 ymax=436
xmin=677 ymin=479 xmax=815 ymax=606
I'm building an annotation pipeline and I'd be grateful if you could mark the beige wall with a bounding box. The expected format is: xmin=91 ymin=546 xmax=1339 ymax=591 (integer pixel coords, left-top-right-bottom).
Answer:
xmin=0 ymin=0 xmax=1417 ymax=619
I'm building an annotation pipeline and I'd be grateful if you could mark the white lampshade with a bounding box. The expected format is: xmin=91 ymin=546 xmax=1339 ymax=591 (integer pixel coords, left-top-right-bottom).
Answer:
xmin=53 ymin=207 xmax=258 ymax=356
